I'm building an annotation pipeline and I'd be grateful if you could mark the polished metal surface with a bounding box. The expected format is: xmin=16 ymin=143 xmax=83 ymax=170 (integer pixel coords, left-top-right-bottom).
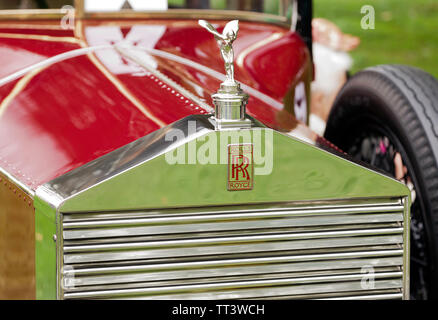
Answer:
xmin=199 ymin=19 xmax=251 ymax=130
xmin=318 ymin=292 xmax=403 ymax=300
xmin=36 ymin=114 xmax=217 ymax=208
xmin=31 ymin=109 xmax=411 ymax=299
xmin=211 ymin=84 xmax=251 ymax=130
xmin=402 ymin=197 xmax=410 ymax=299
xmin=199 ymin=20 xmax=239 ymax=84
xmin=59 ymin=199 xmax=409 ymax=299
xmin=33 ymin=112 xmax=411 ymax=300
xmin=36 ymin=114 xmax=410 ymax=214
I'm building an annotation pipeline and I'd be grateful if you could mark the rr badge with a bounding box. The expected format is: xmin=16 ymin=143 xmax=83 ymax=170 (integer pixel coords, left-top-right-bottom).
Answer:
xmin=228 ymin=144 xmax=254 ymax=191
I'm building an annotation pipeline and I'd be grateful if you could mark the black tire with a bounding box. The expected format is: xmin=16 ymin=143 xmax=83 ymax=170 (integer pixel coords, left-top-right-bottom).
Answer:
xmin=324 ymin=64 xmax=438 ymax=300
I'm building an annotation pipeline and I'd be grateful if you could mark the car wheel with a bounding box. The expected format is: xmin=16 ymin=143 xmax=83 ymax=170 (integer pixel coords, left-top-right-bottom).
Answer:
xmin=324 ymin=64 xmax=438 ymax=300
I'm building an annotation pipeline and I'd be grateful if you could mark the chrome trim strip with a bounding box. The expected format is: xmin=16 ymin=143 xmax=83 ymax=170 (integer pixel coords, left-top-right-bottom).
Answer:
xmin=36 ymin=185 xmax=64 ymax=209
xmin=56 ymin=212 xmax=64 ymax=300
xmin=402 ymin=196 xmax=411 ymax=299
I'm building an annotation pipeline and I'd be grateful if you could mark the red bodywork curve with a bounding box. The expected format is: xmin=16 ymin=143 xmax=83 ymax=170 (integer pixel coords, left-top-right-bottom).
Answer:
xmin=0 ymin=19 xmax=311 ymax=190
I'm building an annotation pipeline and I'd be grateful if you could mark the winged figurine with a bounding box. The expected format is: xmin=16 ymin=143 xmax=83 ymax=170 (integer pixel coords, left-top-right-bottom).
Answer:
xmin=198 ymin=19 xmax=239 ymax=84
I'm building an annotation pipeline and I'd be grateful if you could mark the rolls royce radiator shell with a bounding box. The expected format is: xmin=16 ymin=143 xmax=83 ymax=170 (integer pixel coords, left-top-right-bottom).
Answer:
xmin=31 ymin=115 xmax=411 ymax=299
xmin=0 ymin=8 xmax=411 ymax=301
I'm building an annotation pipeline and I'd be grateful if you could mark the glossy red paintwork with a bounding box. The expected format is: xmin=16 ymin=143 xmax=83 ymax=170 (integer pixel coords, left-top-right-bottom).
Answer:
xmin=0 ymin=19 xmax=311 ymax=190
xmin=0 ymin=37 xmax=79 ymax=79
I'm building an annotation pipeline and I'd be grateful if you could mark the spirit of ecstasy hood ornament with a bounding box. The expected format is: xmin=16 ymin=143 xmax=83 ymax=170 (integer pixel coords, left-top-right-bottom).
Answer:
xmin=198 ymin=19 xmax=238 ymax=84
xmin=198 ymin=19 xmax=251 ymax=129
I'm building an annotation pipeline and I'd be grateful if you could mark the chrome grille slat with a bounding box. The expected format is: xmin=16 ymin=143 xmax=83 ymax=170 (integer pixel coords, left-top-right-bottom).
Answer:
xmin=64 ymin=277 xmax=403 ymax=299
xmin=244 ymin=288 xmax=402 ymax=300
xmin=65 ymin=244 xmax=404 ymax=270
xmin=320 ymin=293 xmax=403 ymax=300
xmin=68 ymin=249 xmax=403 ymax=276
xmin=59 ymin=200 xmax=408 ymax=299
xmin=64 ymin=223 xmax=403 ymax=246
xmin=64 ymin=228 xmax=403 ymax=253
xmin=65 ymin=266 xmax=402 ymax=293
xmin=62 ymin=203 xmax=404 ymax=225
xmin=70 ymin=260 xmax=402 ymax=287
xmin=64 ymin=235 xmax=403 ymax=264
xmin=63 ymin=213 xmax=403 ymax=240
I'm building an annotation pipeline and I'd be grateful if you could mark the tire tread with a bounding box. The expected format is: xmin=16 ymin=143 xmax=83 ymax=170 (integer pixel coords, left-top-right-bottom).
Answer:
xmin=324 ymin=64 xmax=438 ymax=298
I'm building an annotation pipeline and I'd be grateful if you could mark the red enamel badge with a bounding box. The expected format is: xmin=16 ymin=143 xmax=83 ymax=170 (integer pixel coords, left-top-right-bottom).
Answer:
xmin=228 ymin=144 xmax=254 ymax=191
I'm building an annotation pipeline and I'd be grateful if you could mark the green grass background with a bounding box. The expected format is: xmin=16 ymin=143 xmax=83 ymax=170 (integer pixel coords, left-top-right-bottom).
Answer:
xmin=314 ymin=0 xmax=438 ymax=78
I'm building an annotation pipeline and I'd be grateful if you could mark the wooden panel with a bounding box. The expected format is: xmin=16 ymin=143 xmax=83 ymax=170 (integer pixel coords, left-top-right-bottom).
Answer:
xmin=0 ymin=171 xmax=35 ymax=299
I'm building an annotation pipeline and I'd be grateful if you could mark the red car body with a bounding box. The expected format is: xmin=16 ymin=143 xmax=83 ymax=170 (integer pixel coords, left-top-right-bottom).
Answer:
xmin=0 ymin=18 xmax=312 ymax=191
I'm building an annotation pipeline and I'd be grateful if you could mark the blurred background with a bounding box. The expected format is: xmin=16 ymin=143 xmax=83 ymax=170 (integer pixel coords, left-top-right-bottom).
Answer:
xmin=0 ymin=0 xmax=437 ymax=78
xmin=314 ymin=0 xmax=438 ymax=78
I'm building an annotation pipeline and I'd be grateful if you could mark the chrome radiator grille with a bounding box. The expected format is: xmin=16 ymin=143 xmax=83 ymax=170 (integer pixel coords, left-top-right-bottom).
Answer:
xmin=59 ymin=199 xmax=409 ymax=299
